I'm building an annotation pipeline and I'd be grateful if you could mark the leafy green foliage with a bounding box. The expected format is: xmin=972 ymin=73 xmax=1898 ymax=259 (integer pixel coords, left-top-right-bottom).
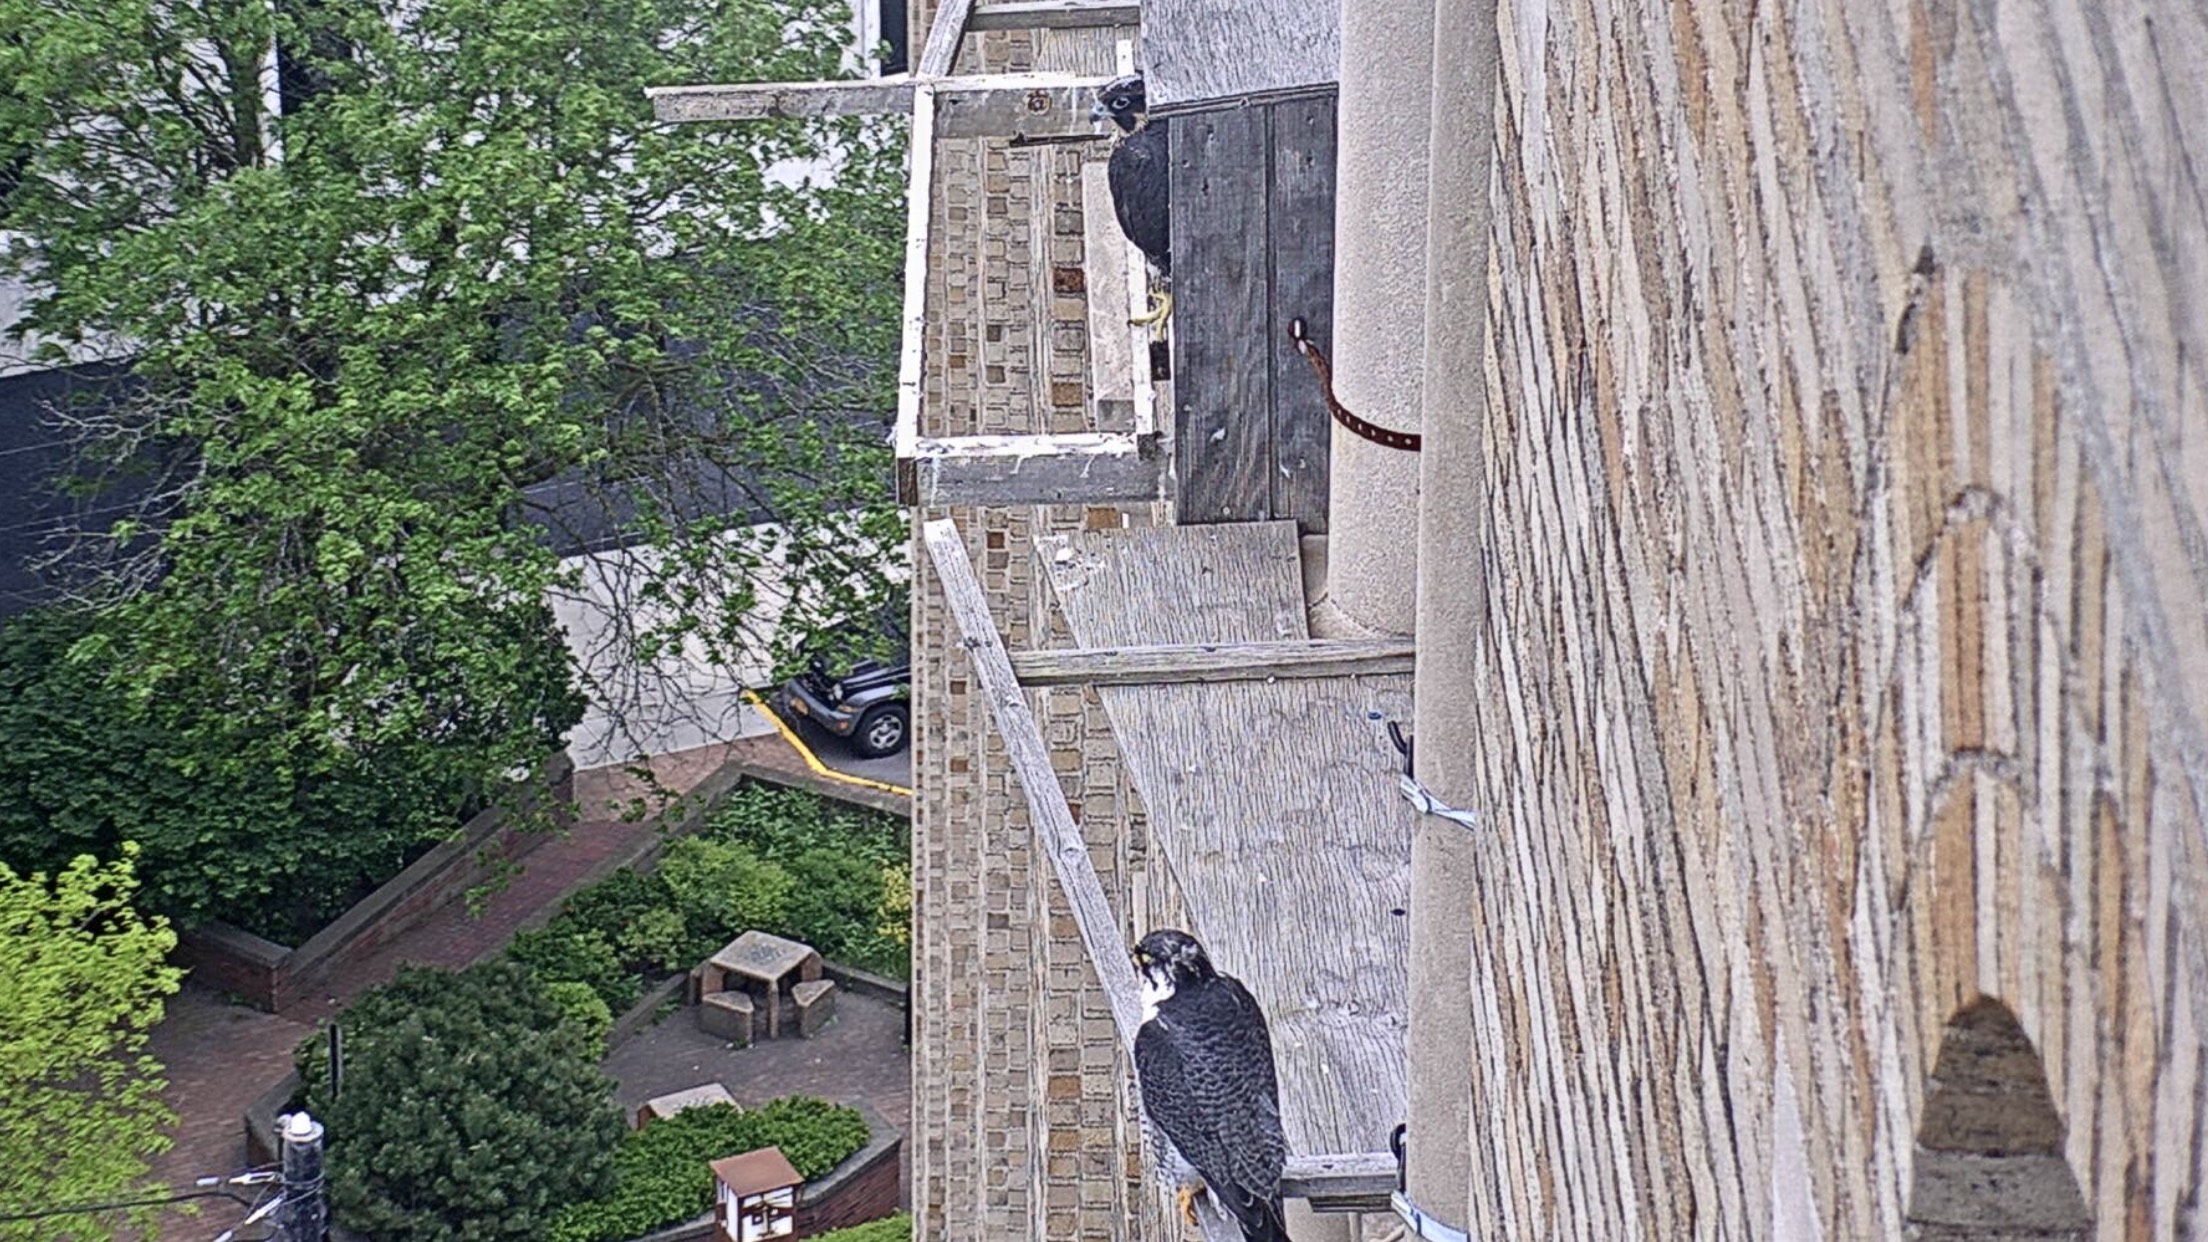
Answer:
xmin=703 ymin=785 xmax=908 ymax=975
xmin=704 ymin=785 xmax=906 ymax=870
xmin=0 ymin=0 xmax=905 ymax=920
xmin=547 ymin=1100 xmax=868 ymax=1242
xmin=813 ymin=1215 xmax=912 ymax=1242
xmin=0 ymin=606 xmax=551 ymax=939
xmin=299 ymin=962 xmax=625 ymax=1242
xmin=509 ymin=924 xmax=643 ymax=1012
xmin=509 ymin=784 xmax=910 ymax=1012
xmin=0 ymin=848 xmax=180 ymax=1242
xmin=659 ymin=835 xmax=795 ymax=950
xmin=542 ymin=980 xmax=617 ymax=1052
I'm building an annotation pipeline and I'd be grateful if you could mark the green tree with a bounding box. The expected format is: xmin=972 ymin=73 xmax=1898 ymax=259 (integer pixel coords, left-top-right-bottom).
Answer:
xmin=298 ymin=962 xmax=626 ymax=1242
xmin=0 ymin=0 xmax=906 ymax=923
xmin=0 ymin=848 xmax=181 ymax=1242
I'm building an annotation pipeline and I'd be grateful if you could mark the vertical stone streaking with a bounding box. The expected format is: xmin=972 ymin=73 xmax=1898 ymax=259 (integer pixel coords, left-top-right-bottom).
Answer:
xmin=1416 ymin=0 xmax=2208 ymax=1236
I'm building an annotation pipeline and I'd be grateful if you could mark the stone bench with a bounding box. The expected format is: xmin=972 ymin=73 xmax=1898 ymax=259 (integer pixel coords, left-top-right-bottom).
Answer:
xmin=698 ymin=990 xmax=756 ymax=1047
xmin=634 ymin=1082 xmax=740 ymax=1129
xmin=791 ymin=979 xmax=836 ymax=1038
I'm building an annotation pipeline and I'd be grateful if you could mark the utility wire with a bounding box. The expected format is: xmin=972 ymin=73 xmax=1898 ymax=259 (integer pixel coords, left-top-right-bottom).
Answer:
xmin=0 ymin=1185 xmax=255 ymax=1224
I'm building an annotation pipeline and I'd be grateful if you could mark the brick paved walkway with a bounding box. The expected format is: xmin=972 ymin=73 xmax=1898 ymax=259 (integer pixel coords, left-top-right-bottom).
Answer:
xmin=135 ymin=736 xmax=853 ymax=1240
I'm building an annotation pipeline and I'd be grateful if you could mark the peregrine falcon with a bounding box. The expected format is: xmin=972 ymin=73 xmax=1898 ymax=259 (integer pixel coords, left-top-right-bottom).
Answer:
xmin=1131 ymin=929 xmax=1290 ymax=1241
xmin=1091 ymin=74 xmax=1172 ymax=325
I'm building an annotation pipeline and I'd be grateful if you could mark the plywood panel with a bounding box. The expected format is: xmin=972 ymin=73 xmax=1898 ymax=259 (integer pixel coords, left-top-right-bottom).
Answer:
xmin=1264 ymin=93 xmax=1336 ymax=531
xmin=1138 ymin=0 xmax=1338 ymax=113
xmin=1169 ymin=106 xmax=1273 ymax=525
xmin=1038 ymin=521 xmax=1412 ymax=1157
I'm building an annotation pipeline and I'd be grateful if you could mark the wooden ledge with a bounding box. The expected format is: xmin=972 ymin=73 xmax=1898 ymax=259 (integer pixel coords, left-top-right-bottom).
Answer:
xmin=1010 ymin=637 xmax=1414 ymax=687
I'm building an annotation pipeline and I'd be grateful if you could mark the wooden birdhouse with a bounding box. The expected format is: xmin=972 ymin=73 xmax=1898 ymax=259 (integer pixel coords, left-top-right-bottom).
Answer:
xmin=712 ymin=1147 xmax=803 ymax=1242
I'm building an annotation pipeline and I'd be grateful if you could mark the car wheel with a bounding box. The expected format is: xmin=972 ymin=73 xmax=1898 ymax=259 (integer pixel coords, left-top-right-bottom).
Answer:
xmin=853 ymin=703 xmax=910 ymax=758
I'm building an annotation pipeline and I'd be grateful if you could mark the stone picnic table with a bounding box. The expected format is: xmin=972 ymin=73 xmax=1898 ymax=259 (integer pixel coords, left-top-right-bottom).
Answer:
xmin=698 ymin=930 xmax=823 ymax=1040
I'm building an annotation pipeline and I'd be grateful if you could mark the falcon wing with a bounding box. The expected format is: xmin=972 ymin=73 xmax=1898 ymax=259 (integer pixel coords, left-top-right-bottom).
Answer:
xmin=1105 ymin=121 xmax=1171 ymax=276
xmin=1134 ymin=975 xmax=1288 ymax=1235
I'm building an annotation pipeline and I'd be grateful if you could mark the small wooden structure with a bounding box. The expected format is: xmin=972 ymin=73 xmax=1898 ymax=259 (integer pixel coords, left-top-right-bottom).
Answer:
xmin=635 ymin=1082 xmax=740 ymax=1129
xmin=696 ymin=931 xmax=824 ymax=1041
xmin=712 ymin=1146 xmax=802 ymax=1242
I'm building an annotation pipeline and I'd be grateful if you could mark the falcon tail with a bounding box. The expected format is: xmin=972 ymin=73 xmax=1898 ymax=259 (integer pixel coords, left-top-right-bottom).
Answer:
xmin=1239 ymin=1197 xmax=1293 ymax=1242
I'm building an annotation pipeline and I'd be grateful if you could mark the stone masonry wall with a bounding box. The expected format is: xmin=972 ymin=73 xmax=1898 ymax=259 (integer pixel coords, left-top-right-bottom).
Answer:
xmin=906 ymin=13 xmax=1169 ymax=1241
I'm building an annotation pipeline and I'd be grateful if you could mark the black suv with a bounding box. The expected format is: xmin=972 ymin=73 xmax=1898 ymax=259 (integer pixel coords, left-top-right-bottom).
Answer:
xmin=773 ymin=632 xmax=912 ymax=759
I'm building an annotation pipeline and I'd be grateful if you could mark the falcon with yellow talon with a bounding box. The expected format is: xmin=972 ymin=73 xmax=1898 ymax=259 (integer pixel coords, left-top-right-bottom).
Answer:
xmin=1092 ymin=74 xmax=1174 ymax=329
xmin=1131 ymin=929 xmax=1290 ymax=1241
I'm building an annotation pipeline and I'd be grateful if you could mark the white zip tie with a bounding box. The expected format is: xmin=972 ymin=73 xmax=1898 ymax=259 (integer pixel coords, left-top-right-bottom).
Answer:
xmin=1392 ymin=1190 xmax=1475 ymax=1242
xmin=1399 ymin=773 xmax=1482 ymax=833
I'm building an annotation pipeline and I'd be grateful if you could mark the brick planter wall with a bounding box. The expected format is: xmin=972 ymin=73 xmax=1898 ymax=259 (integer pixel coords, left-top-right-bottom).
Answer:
xmin=794 ymin=1100 xmax=902 ymax=1236
xmin=174 ymin=755 xmax=575 ymax=1011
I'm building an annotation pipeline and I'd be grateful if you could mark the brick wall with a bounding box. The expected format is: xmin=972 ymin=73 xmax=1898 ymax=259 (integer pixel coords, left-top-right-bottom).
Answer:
xmin=796 ymin=1135 xmax=903 ymax=1235
xmin=171 ymin=756 xmax=575 ymax=1011
xmin=906 ymin=9 xmax=1171 ymax=1239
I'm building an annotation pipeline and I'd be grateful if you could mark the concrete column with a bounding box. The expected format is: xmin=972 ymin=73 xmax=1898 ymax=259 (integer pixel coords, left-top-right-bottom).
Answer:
xmin=1313 ymin=0 xmax=1436 ymax=638
xmin=1407 ymin=0 xmax=1501 ymax=1229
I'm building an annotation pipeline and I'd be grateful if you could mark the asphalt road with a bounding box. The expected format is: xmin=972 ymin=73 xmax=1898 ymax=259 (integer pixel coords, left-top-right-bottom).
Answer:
xmin=781 ymin=710 xmax=914 ymax=790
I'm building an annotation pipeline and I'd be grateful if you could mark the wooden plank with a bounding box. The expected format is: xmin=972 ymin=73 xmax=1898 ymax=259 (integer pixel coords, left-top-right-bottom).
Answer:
xmin=906 ymin=431 xmax=1164 ymax=505
xmin=1009 ymin=637 xmax=1414 ymax=687
xmin=1037 ymin=522 xmax=1412 ymax=1158
xmin=916 ymin=0 xmax=976 ymax=77
xmin=1139 ymin=0 xmax=1338 ymax=112
xmin=1170 ymin=105 xmax=1274 ymax=524
xmin=1281 ymin=1152 xmax=1398 ymax=1212
xmin=1081 ymin=164 xmax=1134 ymax=404
xmin=968 ymin=0 xmax=1139 ymax=30
xmin=650 ymin=72 xmax=1109 ymax=131
xmin=649 ymin=77 xmax=914 ymax=123
xmin=934 ymin=77 xmax=1113 ymax=140
xmin=1041 ymin=521 xmax=1306 ymax=644
xmin=1264 ymin=93 xmax=1336 ymax=532
xmin=891 ymin=86 xmax=935 ymax=498
xmin=922 ymin=518 xmax=1144 ymax=1044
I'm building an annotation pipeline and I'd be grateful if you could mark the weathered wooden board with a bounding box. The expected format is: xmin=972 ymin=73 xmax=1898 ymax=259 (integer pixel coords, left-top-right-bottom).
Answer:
xmin=914 ymin=0 xmax=975 ymax=77
xmin=923 ymin=517 xmax=1145 ymax=1043
xmin=1010 ymin=637 xmax=1414 ymax=687
xmin=1038 ymin=521 xmax=1413 ymax=1157
xmin=1168 ymin=97 xmax=1337 ymax=532
xmin=1262 ymin=93 xmax=1336 ymax=530
xmin=1080 ymin=163 xmax=1135 ymax=403
xmin=1138 ymin=0 xmax=1338 ymax=114
xmin=904 ymin=431 xmax=1163 ymax=505
xmin=651 ymin=73 xmax=1108 ymax=137
xmin=968 ymin=0 xmax=1138 ymax=31
xmin=1169 ymin=105 xmax=1273 ymax=524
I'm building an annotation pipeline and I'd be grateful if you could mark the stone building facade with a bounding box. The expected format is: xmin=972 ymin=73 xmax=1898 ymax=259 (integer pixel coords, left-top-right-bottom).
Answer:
xmin=903 ymin=13 xmax=1179 ymax=1240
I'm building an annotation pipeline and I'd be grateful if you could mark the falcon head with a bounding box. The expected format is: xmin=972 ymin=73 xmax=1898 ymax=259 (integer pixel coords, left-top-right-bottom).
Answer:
xmin=1091 ymin=73 xmax=1148 ymax=133
xmin=1132 ymin=928 xmax=1216 ymax=1007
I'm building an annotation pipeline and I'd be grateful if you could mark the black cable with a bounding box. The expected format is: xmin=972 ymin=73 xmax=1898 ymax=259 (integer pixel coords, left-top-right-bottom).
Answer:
xmin=0 ymin=1186 xmax=254 ymax=1223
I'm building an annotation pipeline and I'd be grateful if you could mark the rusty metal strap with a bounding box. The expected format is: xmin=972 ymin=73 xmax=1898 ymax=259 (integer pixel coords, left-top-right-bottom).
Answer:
xmin=1288 ymin=317 xmax=1423 ymax=452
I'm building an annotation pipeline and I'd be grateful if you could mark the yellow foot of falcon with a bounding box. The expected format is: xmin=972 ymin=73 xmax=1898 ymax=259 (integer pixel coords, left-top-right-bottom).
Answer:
xmin=1130 ymin=289 xmax=1173 ymax=327
xmin=1177 ymin=1183 xmax=1200 ymax=1230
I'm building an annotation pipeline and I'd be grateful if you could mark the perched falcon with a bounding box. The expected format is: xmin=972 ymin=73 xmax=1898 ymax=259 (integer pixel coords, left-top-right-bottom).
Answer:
xmin=1131 ymin=928 xmax=1290 ymax=1241
xmin=1091 ymin=74 xmax=1172 ymax=325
